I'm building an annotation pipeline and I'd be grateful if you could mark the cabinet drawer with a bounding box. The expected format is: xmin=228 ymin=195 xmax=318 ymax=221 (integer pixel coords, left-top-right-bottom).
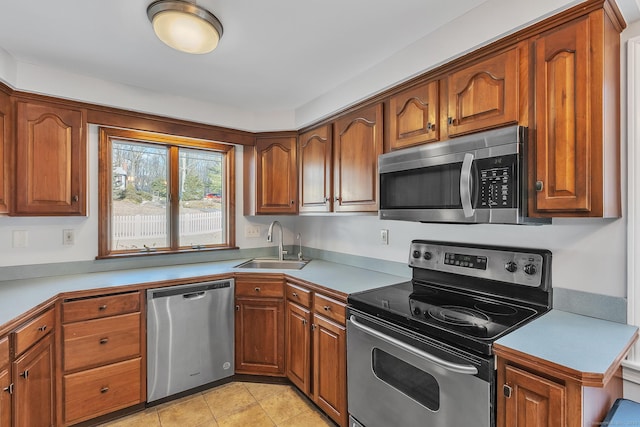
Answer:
xmin=286 ymin=283 xmax=312 ymax=308
xmin=13 ymin=308 xmax=55 ymax=356
xmin=63 ymin=357 xmax=142 ymax=425
xmin=236 ymin=281 xmax=284 ymax=298
xmin=0 ymin=337 xmax=7 ymax=370
xmin=63 ymin=313 xmax=141 ymax=372
xmin=63 ymin=292 xmax=140 ymax=323
xmin=313 ymin=294 xmax=346 ymax=325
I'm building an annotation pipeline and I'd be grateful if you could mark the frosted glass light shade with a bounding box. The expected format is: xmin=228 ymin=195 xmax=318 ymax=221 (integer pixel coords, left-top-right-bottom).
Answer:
xmin=147 ymin=1 xmax=223 ymax=54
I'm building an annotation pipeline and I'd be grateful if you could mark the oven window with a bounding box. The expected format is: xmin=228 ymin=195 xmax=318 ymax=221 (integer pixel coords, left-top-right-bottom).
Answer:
xmin=371 ymin=348 xmax=440 ymax=411
xmin=379 ymin=163 xmax=462 ymax=209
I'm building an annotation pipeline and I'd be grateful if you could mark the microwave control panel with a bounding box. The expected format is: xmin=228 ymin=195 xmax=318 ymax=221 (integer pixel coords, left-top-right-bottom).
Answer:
xmin=476 ymin=156 xmax=516 ymax=209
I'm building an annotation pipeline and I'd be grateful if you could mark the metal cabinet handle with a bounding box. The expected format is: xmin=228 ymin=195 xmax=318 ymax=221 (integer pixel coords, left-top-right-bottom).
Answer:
xmin=311 ymin=324 xmax=316 ymax=330
xmin=38 ymin=325 xmax=47 ymax=332
xmin=20 ymin=370 xmax=29 ymax=379
xmin=323 ymin=305 xmax=331 ymax=311
xmin=72 ymin=195 xmax=79 ymax=202
xmin=99 ymin=338 xmax=109 ymax=344
xmin=448 ymin=117 xmax=455 ymax=125
xmin=291 ymin=200 xmax=295 ymax=205
xmin=427 ymin=122 xmax=436 ymax=131
xmin=254 ymin=287 xmax=261 ymax=292
xmin=100 ymin=386 xmax=109 ymax=394
xmin=292 ymin=292 xmax=298 ymax=297
xmin=302 ymin=319 xmax=308 ymax=325
xmin=98 ymin=305 xmax=107 ymax=311
xmin=535 ymin=181 xmax=544 ymax=192
xmin=235 ymin=305 xmax=240 ymax=311
xmin=503 ymin=384 xmax=512 ymax=398
xmin=334 ymin=196 xmax=340 ymax=202
xmin=3 ymin=384 xmax=13 ymax=394
xmin=324 ymin=197 xmax=330 ymax=203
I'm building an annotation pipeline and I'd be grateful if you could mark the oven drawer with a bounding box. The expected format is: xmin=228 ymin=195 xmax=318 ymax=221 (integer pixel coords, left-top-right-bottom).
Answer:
xmin=346 ymin=311 xmax=490 ymax=427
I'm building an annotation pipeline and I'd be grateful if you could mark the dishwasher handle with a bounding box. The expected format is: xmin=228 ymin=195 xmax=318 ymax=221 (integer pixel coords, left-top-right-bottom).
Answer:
xmin=183 ymin=291 xmax=206 ymax=300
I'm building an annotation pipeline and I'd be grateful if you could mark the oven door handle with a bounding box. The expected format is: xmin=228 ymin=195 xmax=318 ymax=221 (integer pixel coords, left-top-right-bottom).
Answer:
xmin=460 ymin=152 xmax=475 ymax=218
xmin=349 ymin=315 xmax=478 ymax=375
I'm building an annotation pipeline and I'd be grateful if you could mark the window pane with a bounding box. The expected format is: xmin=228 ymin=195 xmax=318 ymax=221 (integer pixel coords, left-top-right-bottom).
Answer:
xmin=111 ymin=141 xmax=169 ymax=251
xmin=178 ymin=148 xmax=225 ymax=247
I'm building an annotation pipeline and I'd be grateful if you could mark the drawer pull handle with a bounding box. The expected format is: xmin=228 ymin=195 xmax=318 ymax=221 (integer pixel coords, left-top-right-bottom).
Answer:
xmin=323 ymin=305 xmax=331 ymax=311
xmin=20 ymin=370 xmax=29 ymax=379
xmin=98 ymin=305 xmax=107 ymax=311
xmin=292 ymin=292 xmax=298 ymax=297
xmin=100 ymin=387 xmax=109 ymax=394
xmin=302 ymin=319 xmax=308 ymax=325
xmin=254 ymin=287 xmax=260 ymax=292
xmin=99 ymin=338 xmax=109 ymax=344
xmin=38 ymin=325 xmax=47 ymax=332
xmin=3 ymin=384 xmax=13 ymax=394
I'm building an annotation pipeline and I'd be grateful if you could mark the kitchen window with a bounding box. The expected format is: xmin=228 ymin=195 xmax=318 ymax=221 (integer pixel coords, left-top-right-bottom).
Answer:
xmin=98 ymin=127 xmax=235 ymax=257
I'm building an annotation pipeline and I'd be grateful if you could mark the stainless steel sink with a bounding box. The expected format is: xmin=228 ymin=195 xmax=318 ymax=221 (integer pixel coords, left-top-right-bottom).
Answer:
xmin=234 ymin=259 xmax=310 ymax=270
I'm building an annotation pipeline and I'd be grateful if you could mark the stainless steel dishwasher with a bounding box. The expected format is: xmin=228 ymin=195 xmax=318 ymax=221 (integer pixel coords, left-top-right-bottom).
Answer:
xmin=146 ymin=279 xmax=234 ymax=402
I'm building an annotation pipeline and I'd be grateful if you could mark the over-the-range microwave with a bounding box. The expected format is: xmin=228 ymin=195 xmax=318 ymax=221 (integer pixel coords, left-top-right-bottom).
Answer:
xmin=378 ymin=125 xmax=549 ymax=225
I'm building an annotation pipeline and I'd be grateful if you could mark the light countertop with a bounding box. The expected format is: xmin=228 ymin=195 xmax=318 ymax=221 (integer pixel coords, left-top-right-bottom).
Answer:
xmin=495 ymin=309 xmax=638 ymax=376
xmin=0 ymin=258 xmax=408 ymax=328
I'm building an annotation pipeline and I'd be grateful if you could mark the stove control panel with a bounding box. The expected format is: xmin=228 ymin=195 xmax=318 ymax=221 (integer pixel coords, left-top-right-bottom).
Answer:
xmin=409 ymin=241 xmax=549 ymax=288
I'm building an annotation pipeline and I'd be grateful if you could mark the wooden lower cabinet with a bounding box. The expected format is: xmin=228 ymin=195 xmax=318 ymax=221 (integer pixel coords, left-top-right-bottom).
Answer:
xmin=284 ymin=283 xmax=348 ymax=427
xmin=13 ymin=334 xmax=55 ymax=427
xmin=0 ymin=337 xmax=10 ymax=427
xmin=285 ymin=301 xmax=311 ymax=394
xmin=496 ymin=352 xmax=623 ymax=427
xmin=61 ymin=291 xmax=144 ymax=426
xmin=313 ymin=314 xmax=347 ymax=427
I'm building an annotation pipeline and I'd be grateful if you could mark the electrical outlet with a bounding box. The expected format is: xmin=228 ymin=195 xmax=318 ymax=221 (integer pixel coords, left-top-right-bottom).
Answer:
xmin=380 ymin=229 xmax=389 ymax=245
xmin=63 ymin=229 xmax=75 ymax=245
xmin=12 ymin=230 xmax=28 ymax=248
xmin=245 ymin=225 xmax=261 ymax=238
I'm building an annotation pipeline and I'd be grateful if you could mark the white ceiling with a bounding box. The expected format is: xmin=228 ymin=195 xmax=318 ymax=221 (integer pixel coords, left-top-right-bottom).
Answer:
xmin=0 ymin=0 xmax=490 ymax=112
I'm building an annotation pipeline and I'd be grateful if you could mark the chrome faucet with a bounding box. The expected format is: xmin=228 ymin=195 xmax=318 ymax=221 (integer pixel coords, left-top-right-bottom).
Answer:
xmin=267 ymin=220 xmax=286 ymax=261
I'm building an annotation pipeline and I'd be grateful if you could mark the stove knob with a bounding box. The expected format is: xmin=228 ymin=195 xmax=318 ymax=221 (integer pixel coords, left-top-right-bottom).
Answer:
xmin=413 ymin=307 xmax=422 ymax=316
xmin=504 ymin=261 xmax=518 ymax=273
xmin=423 ymin=252 xmax=432 ymax=260
xmin=524 ymin=264 xmax=537 ymax=275
xmin=412 ymin=250 xmax=421 ymax=259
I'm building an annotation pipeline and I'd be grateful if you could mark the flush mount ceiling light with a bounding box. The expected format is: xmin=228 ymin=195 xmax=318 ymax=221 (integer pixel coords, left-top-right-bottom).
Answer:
xmin=147 ymin=0 xmax=223 ymax=54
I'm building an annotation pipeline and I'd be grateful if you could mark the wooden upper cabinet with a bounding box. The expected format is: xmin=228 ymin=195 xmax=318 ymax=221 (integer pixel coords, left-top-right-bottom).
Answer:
xmin=532 ymin=8 xmax=622 ymax=217
xmin=255 ymin=136 xmax=298 ymax=214
xmin=298 ymin=125 xmax=332 ymax=213
xmin=333 ymin=103 xmax=383 ymax=212
xmin=14 ymin=99 xmax=86 ymax=216
xmin=388 ymin=80 xmax=439 ymax=150
xmin=0 ymin=89 xmax=10 ymax=215
xmin=445 ymin=46 xmax=521 ymax=137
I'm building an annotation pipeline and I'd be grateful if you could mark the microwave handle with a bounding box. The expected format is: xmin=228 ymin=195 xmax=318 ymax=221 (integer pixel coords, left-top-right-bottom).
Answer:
xmin=460 ymin=153 xmax=475 ymax=218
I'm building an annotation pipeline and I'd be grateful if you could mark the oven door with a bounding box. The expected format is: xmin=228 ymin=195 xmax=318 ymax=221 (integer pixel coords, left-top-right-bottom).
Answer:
xmin=347 ymin=309 xmax=492 ymax=427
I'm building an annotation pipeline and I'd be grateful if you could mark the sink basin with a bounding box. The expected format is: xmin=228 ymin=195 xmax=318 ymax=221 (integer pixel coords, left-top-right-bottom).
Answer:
xmin=234 ymin=259 xmax=310 ymax=270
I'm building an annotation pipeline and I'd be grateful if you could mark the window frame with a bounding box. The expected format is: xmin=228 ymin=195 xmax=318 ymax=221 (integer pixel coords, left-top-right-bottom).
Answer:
xmin=98 ymin=127 xmax=236 ymax=258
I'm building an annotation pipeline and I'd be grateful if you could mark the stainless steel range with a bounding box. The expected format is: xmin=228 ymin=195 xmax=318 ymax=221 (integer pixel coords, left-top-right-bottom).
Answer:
xmin=347 ymin=240 xmax=552 ymax=427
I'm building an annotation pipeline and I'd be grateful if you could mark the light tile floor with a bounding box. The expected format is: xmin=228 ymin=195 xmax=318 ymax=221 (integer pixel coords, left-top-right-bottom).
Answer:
xmin=100 ymin=382 xmax=337 ymax=427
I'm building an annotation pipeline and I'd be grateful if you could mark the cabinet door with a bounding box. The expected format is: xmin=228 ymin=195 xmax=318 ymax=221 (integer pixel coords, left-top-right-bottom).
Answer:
xmin=286 ymin=301 xmax=311 ymax=394
xmin=333 ymin=103 xmax=383 ymax=212
xmin=0 ymin=336 xmax=9 ymax=427
xmin=503 ymin=364 xmax=565 ymax=427
xmin=235 ymin=297 xmax=285 ymax=376
xmin=298 ymin=125 xmax=332 ymax=213
xmin=534 ymin=17 xmax=591 ymax=214
xmin=446 ymin=47 xmax=519 ymax=137
xmin=13 ymin=334 xmax=55 ymax=427
xmin=313 ymin=315 xmax=347 ymax=427
xmin=15 ymin=100 xmax=86 ymax=215
xmin=0 ymin=89 xmax=10 ymax=214
xmin=0 ymin=367 xmax=9 ymax=427
xmin=255 ymin=136 xmax=297 ymax=214
xmin=389 ymin=80 xmax=439 ymax=149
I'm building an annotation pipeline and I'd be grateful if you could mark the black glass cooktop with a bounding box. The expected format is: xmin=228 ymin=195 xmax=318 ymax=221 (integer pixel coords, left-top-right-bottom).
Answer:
xmin=348 ymin=280 xmax=543 ymax=355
